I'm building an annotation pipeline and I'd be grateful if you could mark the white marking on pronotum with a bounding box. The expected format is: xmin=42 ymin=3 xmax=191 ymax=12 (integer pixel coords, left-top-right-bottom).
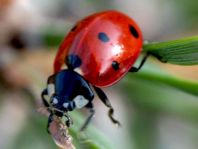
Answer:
xmin=47 ymin=83 xmax=55 ymax=96
xmin=63 ymin=102 xmax=69 ymax=108
xmin=52 ymin=97 xmax=58 ymax=105
xmin=73 ymin=95 xmax=89 ymax=108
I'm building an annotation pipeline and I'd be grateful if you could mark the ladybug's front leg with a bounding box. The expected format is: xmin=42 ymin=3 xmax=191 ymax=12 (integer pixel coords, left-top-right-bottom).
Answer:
xmin=129 ymin=53 xmax=149 ymax=72
xmin=47 ymin=113 xmax=53 ymax=134
xmin=80 ymin=102 xmax=95 ymax=131
xmin=93 ymin=86 xmax=121 ymax=126
xmin=62 ymin=113 xmax=73 ymax=128
xmin=41 ymin=88 xmax=50 ymax=107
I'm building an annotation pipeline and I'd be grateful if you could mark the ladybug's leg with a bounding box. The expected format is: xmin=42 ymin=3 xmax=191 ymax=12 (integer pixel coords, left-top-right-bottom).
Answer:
xmin=129 ymin=53 xmax=149 ymax=72
xmin=41 ymin=88 xmax=50 ymax=107
xmin=41 ymin=75 xmax=55 ymax=108
xmin=47 ymin=113 xmax=53 ymax=134
xmin=63 ymin=112 xmax=73 ymax=127
xmin=80 ymin=102 xmax=95 ymax=131
xmin=93 ymin=87 xmax=121 ymax=126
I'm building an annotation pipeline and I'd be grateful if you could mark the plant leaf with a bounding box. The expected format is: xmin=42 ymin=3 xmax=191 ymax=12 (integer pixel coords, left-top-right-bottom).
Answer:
xmin=132 ymin=64 xmax=198 ymax=96
xmin=121 ymin=75 xmax=198 ymax=121
xmin=143 ymin=36 xmax=198 ymax=65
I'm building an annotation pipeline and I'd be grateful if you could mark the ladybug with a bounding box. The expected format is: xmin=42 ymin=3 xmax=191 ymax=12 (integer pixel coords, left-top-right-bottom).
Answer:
xmin=41 ymin=10 xmax=148 ymax=132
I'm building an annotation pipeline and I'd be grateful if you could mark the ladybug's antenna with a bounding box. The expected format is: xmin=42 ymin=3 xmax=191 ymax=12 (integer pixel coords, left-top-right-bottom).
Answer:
xmin=65 ymin=54 xmax=82 ymax=70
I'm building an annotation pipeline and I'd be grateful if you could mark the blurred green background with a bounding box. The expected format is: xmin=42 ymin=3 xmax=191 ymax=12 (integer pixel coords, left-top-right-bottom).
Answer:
xmin=0 ymin=0 xmax=198 ymax=149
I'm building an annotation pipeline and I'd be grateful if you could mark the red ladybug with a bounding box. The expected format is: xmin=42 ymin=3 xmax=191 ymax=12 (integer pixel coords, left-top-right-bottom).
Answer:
xmin=42 ymin=10 xmax=148 ymax=132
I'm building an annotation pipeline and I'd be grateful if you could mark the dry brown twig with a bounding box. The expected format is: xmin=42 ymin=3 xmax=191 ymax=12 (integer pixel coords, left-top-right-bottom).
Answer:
xmin=49 ymin=117 xmax=76 ymax=149
xmin=38 ymin=107 xmax=76 ymax=149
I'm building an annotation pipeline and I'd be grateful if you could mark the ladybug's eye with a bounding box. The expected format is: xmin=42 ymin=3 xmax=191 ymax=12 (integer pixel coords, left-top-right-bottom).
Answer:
xmin=129 ymin=25 xmax=139 ymax=38
xmin=112 ymin=61 xmax=120 ymax=70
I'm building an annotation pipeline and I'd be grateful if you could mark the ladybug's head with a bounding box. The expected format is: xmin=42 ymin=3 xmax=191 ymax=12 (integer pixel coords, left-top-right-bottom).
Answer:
xmin=43 ymin=70 xmax=93 ymax=117
xmin=49 ymin=94 xmax=89 ymax=115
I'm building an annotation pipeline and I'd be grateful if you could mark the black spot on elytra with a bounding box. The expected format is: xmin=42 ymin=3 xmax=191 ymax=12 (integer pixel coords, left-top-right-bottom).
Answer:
xmin=71 ymin=24 xmax=78 ymax=32
xmin=129 ymin=25 xmax=139 ymax=38
xmin=98 ymin=32 xmax=110 ymax=42
xmin=112 ymin=61 xmax=119 ymax=70
xmin=65 ymin=54 xmax=82 ymax=69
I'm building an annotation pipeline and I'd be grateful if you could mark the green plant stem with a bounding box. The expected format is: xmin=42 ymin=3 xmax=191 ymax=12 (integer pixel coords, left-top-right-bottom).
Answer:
xmin=133 ymin=68 xmax=198 ymax=96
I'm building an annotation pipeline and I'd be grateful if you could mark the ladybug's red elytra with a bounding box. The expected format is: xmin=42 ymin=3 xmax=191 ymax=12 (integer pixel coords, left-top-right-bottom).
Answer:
xmin=54 ymin=10 xmax=143 ymax=87
xmin=42 ymin=10 xmax=148 ymax=133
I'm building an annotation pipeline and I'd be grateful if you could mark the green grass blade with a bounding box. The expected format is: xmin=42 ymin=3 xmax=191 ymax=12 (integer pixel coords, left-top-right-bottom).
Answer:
xmin=133 ymin=66 xmax=198 ymax=96
xmin=124 ymin=60 xmax=198 ymax=97
xmin=143 ymin=36 xmax=198 ymax=65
